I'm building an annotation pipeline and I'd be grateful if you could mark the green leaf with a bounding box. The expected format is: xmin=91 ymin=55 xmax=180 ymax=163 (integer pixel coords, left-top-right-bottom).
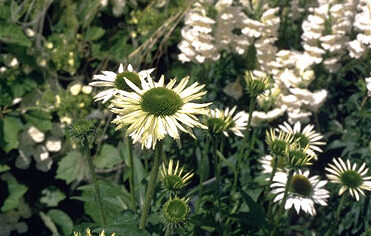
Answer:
xmin=40 ymin=212 xmax=61 ymax=236
xmin=47 ymin=209 xmax=74 ymax=236
xmin=0 ymin=116 xmax=22 ymax=153
xmin=0 ymin=20 xmax=32 ymax=47
xmin=40 ymin=187 xmax=66 ymax=207
xmin=24 ymin=109 xmax=52 ymax=132
xmin=94 ymin=144 xmax=122 ymax=169
xmin=239 ymin=190 xmax=266 ymax=228
xmin=73 ymin=181 xmax=131 ymax=225
xmin=0 ymin=164 xmax=10 ymax=173
xmin=84 ymin=26 xmax=105 ymax=41
xmin=1 ymin=173 xmax=28 ymax=212
xmin=56 ymin=151 xmax=89 ymax=184
xmin=93 ymin=211 xmax=150 ymax=236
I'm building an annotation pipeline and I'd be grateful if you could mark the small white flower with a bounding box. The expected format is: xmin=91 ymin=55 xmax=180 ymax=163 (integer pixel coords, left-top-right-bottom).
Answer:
xmin=81 ymin=85 xmax=93 ymax=94
xmin=70 ymin=83 xmax=82 ymax=95
xmin=27 ymin=126 xmax=45 ymax=143
xmin=46 ymin=137 xmax=62 ymax=152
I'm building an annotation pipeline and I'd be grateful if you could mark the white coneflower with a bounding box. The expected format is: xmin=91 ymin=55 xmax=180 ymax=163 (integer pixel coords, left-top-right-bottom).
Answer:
xmin=110 ymin=75 xmax=211 ymax=149
xmin=206 ymin=106 xmax=248 ymax=137
xmin=90 ymin=64 xmax=155 ymax=103
xmin=278 ymin=121 xmax=325 ymax=156
xmin=326 ymin=157 xmax=371 ymax=201
xmin=271 ymin=170 xmax=329 ymax=215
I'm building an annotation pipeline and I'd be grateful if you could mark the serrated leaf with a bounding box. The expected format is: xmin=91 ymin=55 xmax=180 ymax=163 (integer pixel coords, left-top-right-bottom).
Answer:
xmin=84 ymin=26 xmax=105 ymax=41
xmin=56 ymin=151 xmax=89 ymax=184
xmin=1 ymin=173 xmax=28 ymax=212
xmin=47 ymin=209 xmax=74 ymax=236
xmin=24 ymin=109 xmax=52 ymax=132
xmin=0 ymin=20 xmax=32 ymax=47
xmin=94 ymin=144 xmax=122 ymax=169
xmin=0 ymin=116 xmax=22 ymax=153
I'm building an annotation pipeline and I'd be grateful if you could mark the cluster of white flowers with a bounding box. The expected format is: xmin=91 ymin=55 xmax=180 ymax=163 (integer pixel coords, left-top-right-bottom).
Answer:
xmin=179 ymin=0 xmax=371 ymax=125
xmin=178 ymin=0 xmax=219 ymax=63
xmin=348 ymin=0 xmax=371 ymax=59
xmin=16 ymin=125 xmax=63 ymax=172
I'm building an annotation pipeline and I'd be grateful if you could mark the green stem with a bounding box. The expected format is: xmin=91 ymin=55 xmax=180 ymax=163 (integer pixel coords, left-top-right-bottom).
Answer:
xmin=126 ymin=136 xmax=137 ymax=212
xmin=232 ymin=97 xmax=256 ymax=193
xmin=139 ymin=141 xmax=163 ymax=230
xmin=212 ymin=136 xmax=222 ymax=233
xmin=324 ymin=193 xmax=348 ymax=236
xmin=80 ymin=138 xmax=106 ymax=225
xmin=196 ymin=135 xmax=211 ymax=213
xmin=266 ymin=155 xmax=279 ymax=220
xmin=270 ymin=169 xmax=294 ymax=236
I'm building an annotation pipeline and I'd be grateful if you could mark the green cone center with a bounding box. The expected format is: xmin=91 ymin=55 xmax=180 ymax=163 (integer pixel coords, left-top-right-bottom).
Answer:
xmin=341 ymin=170 xmax=363 ymax=188
xmin=289 ymin=150 xmax=306 ymax=161
xmin=290 ymin=175 xmax=312 ymax=197
xmin=164 ymin=175 xmax=183 ymax=190
xmin=294 ymin=133 xmax=310 ymax=147
xmin=271 ymin=140 xmax=287 ymax=156
xmin=141 ymin=87 xmax=183 ymax=117
xmin=114 ymin=71 xmax=141 ymax=91
xmin=207 ymin=117 xmax=226 ymax=134
xmin=166 ymin=199 xmax=188 ymax=219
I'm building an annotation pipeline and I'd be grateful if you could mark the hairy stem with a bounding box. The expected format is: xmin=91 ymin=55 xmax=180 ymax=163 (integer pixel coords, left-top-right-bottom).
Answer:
xmin=139 ymin=141 xmax=163 ymax=230
xmin=80 ymin=138 xmax=106 ymax=225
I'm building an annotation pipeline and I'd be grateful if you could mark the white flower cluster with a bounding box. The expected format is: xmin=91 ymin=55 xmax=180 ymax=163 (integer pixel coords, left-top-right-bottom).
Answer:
xmin=348 ymin=0 xmax=371 ymax=59
xmin=16 ymin=125 xmax=63 ymax=172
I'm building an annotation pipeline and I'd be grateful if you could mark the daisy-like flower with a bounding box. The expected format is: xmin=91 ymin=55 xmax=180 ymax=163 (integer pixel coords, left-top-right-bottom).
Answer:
xmin=278 ymin=121 xmax=325 ymax=157
xmin=160 ymin=159 xmax=194 ymax=195
xmin=89 ymin=64 xmax=155 ymax=103
xmin=74 ymin=228 xmax=115 ymax=236
xmin=271 ymin=170 xmax=329 ymax=215
xmin=265 ymin=128 xmax=294 ymax=157
xmin=259 ymin=154 xmax=288 ymax=174
xmin=110 ymin=75 xmax=211 ymax=149
xmin=206 ymin=106 xmax=249 ymax=137
xmin=325 ymin=157 xmax=371 ymax=201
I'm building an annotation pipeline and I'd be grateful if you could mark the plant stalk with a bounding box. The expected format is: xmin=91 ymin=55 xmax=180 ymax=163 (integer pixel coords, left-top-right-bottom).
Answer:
xmin=324 ymin=192 xmax=348 ymax=236
xmin=212 ymin=136 xmax=222 ymax=233
xmin=126 ymin=136 xmax=137 ymax=212
xmin=80 ymin=138 xmax=107 ymax=225
xmin=196 ymin=135 xmax=211 ymax=213
xmin=232 ymin=97 xmax=256 ymax=193
xmin=139 ymin=141 xmax=163 ymax=230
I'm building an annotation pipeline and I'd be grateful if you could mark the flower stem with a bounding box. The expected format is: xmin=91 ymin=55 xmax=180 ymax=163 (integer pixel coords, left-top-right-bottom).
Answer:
xmin=266 ymin=155 xmax=279 ymax=220
xmin=232 ymin=97 xmax=256 ymax=193
xmin=139 ymin=141 xmax=163 ymax=230
xmin=324 ymin=192 xmax=348 ymax=236
xmin=80 ymin=138 xmax=106 ymax=225
xmin=126 ymin=136 xmax=137 ymax=212
xmin=196 ymin=135 xmax=211 ymax=213
xmin=270 ymin=169 xmax=294 ymax=236
xmin=212 ymin=135 xmax=222 ymax=233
